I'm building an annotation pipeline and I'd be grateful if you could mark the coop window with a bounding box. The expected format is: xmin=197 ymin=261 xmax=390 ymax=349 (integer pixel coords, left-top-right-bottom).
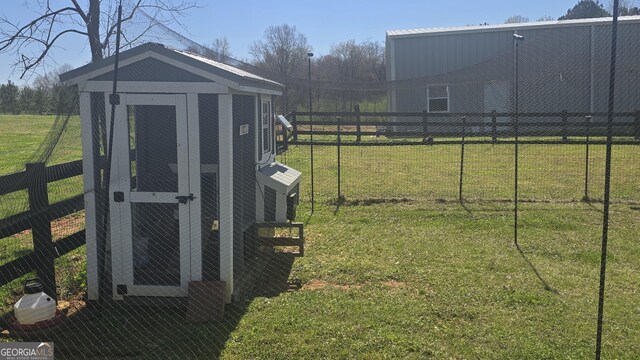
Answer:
xmin=427 ymin=85 xmax=449 ymax=112
xmin=261 ymin=99 xmax=272 ymax=154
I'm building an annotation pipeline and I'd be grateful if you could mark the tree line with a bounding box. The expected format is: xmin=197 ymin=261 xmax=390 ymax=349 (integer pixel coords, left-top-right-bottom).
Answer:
xmin=1 ymin=0 xmax=634 ymax=114
xmin=189 ymin=26 xmax=386 ymax=113
xmin=505 ymin=0 xmax=640 ymax=23
xmin=246 ymin=25 xmax=385 ymax=113
xmin=0 ymin=66 xmax=77 ymax=115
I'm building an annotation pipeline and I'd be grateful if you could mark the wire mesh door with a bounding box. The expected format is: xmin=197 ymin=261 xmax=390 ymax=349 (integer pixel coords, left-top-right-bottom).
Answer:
xmin=109 ymin=94 xmax=192 ymax=298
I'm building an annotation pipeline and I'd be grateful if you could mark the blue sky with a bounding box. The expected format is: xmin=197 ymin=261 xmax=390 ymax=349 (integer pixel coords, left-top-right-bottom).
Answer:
xmin=0 ymin=0 xmax=583 ymax=85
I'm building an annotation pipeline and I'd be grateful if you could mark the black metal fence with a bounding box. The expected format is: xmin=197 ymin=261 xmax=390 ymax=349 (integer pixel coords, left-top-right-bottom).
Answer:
xmin=276 ymin=110 xmax=640 ymax=207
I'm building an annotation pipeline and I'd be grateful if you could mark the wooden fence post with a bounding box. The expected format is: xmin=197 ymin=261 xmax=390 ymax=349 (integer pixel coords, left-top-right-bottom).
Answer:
xmin=459 ymin=116 xmax=466 ymax=203
xmin=562 ymin=110 xmax=568 ymax=142
xmin=634 ymin=110 xmax=640 ymax=140
xmin=292 ymin=110 xmax=298 ymax=142
xmin=584 ymin=116 xmax=591 ymax=201
xmin=283 ymin=123 xmax=289 ymax=152
xmin=422 ymin=110 xmax=429 ymax=141
xmin=26 ymin=162 xmax=57 ymax=301
xmin=491 ymin=110 xmax=497 ymax=143
xmin=337 ymin=117 xmax=342 ymax=204
xmin=355 ymin=104 xmax=361 ymax=143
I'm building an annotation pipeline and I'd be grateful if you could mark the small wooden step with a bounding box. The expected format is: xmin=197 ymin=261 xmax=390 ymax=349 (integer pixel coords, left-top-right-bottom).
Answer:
xmin=253 ymin=222 xmax=304 ymax=257
xmin=258 ymin=237 xmax=303 ymax=247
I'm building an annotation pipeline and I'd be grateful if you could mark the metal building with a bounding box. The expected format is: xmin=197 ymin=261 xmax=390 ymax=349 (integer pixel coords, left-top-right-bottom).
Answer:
xmin=386 ymin=16 xmax=640 ymax=136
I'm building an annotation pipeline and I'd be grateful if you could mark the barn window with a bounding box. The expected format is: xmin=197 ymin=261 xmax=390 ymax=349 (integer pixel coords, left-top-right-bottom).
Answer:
xmin=427 ymin=85 xmax=449 ymax=112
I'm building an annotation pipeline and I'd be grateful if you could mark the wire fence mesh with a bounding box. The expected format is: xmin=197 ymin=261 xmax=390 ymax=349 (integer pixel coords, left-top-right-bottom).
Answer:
xmin=0 ymin=8 xmax=638 ymax=359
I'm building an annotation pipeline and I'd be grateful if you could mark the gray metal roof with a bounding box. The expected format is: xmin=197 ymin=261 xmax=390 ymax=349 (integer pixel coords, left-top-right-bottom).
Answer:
xmin=257 ymin=162 xmax=301 ymax=193
xmin=387 ymin=15 xmax=640 ymax=39
xmin=59 ymin=42 xmax=283 ymax=92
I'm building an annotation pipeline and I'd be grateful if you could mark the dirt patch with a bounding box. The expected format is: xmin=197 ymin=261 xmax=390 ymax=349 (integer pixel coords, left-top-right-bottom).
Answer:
xmin=57 ymin=299 xmax=86 ymax=318
xmin=51 ymin=212 xmax=84 ymax=240
xmin=304 ymin=279 xmax=329 ymax=290
xmin=383 ymin=280 xmax=407 ymax=288
xmin=303 ymin=279 xmax=362 ymax=291
xmin=331 ymin=197 xmax=415 ymax=207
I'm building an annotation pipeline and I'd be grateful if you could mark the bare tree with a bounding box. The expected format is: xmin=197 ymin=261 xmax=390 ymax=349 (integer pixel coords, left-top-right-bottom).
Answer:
xmin=536 ymin=15 xmax=556 ymax=21
xmin=250 ymin=24 xmax=311 ymax=112
xmin=210 ymin=37 xmax=231 ymax=60
xmin=361 ymin=41 xmax=385 ymax=82
xmin=504 ymin=15 xmax=530 ymax=23
xmin=186 ymin=37 xmax=232 ymax=62
xmin=0 ymin=0 xmax=197 ymax=78
xmin=331 ymin=40 xmax=364 ymax=81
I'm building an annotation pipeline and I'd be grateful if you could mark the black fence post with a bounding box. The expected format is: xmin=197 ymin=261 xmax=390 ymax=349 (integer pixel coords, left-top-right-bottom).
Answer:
xmin=584 ymin=115 xmax=591 ymax=201
xmin=459 ymin=116 xmax=466 ymax=203
xmin=309 ymin=110 xmax=315 ymax=212
xmin=26 ymin=162 xmax=57 ymax=301
xmin=562 ymin=110 xmax=568 ymax=142
xmin=355 ymin=104 xmax=361 ymax=143
xmin=595 ymin=5 xmax=620 ymax=358
xmin=292 ymin=110 xmax=298 ymax=142
xmin=634 ymin=110 xmax=640 ymax=140
xmin=491 ymin=110 xmax=497 ymax=143
xmin=337 ymin=117 xmax=342 ymax=203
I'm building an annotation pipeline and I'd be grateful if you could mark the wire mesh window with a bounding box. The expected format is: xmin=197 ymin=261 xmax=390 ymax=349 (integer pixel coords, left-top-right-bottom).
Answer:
xmin=261 ymin=100 xmax=271 ymax=154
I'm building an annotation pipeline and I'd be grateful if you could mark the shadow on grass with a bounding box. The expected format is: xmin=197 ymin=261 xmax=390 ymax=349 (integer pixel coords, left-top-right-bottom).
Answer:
xmin=582 ymin=197 xmax=604 ymax=214
xmin=459 ymin=200 xmax=472 ymax=215
xmin=2 ymin=252 xmax=298 ymax=359
xmin=514 ymin=241 xmax=558 ymax=293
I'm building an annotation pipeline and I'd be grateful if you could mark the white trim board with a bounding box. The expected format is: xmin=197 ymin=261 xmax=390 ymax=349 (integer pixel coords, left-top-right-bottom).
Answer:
xmin=82 ymin=81 xmax=228 ymax=94
xmin=218 ymin=93 xmax=234 ymax=303
xmin=66 ymin=50 xmax=281 ymax=95
xmin=79 ymin=92 xmax=99 ymax=301
xmin=187 ymin=93 xmax=202 ymax=282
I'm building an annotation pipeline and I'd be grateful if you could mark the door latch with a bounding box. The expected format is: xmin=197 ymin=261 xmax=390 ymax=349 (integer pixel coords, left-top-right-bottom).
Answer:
xmin=176 ymin=193 xmax=195 ymax=204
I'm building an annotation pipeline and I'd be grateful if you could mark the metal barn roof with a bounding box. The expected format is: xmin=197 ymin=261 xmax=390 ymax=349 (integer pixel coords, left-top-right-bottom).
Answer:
xmin=387 ymin=15 xmax=640 ymax=39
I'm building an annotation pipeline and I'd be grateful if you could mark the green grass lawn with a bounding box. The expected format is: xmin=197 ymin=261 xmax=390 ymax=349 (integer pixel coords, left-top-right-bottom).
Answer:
xmin=219 ymin=200 xmax=640 ymax=359
xmin=0 ymin=114 xmax=85 ymax=316
xmin=1 ymin=114 xmax=639 ymax=358
xmin=8 ymin=199 xmax=637 ymax=359
xmin=0 ymin=114 xmax=83 ymax=219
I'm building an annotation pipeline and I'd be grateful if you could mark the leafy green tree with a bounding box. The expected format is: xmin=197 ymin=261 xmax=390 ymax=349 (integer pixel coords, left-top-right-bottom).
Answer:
xmin=605 ymin=0 xmax=640 ymax=14
xmin=559 ymin=0 xmax=610 ymax=20
xmin=620 ymin=5 xmax=640 ymax=14
xmin=0 ymin=81 xmax=20 ymax=114
xmin=19 ymin=86 xmax=37 ymax=114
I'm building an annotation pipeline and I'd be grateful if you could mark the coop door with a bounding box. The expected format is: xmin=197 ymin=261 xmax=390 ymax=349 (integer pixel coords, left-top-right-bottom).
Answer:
xmin=109 ymin=94 xmax=193 ymax=298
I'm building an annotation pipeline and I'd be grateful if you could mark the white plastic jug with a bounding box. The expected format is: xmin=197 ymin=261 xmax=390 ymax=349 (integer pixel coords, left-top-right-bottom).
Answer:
xmin=14 ymin=279 xmax=56 ymax=325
